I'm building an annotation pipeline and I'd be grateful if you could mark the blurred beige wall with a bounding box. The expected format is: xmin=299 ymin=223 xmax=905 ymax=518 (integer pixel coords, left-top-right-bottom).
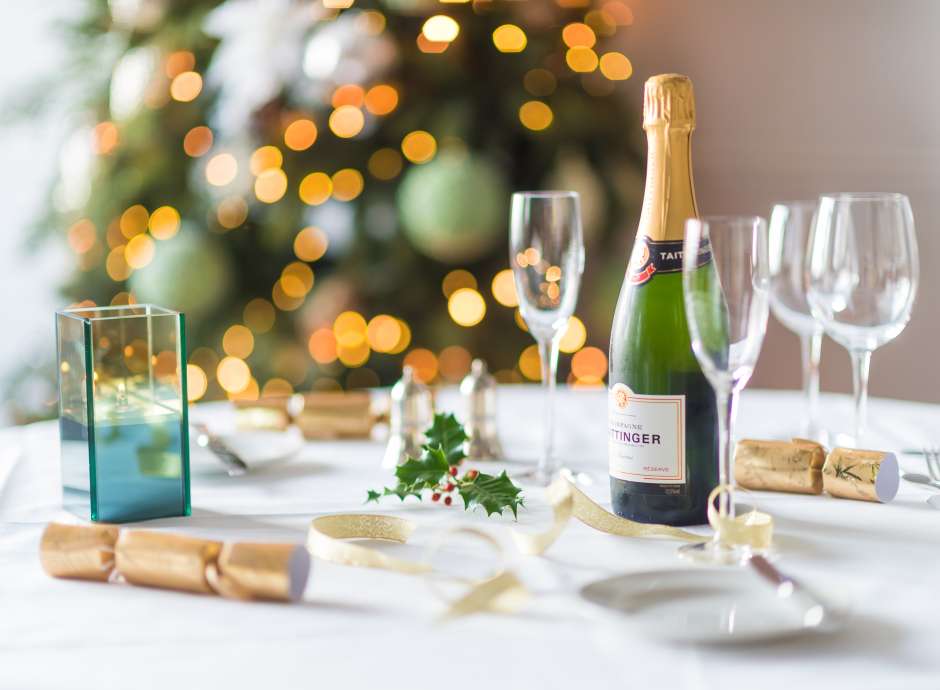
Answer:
xmin=619 ymin=0 xmax=940 ymax=403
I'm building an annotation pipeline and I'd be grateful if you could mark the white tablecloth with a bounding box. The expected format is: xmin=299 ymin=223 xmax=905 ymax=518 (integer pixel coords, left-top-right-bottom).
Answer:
xmin=1 ymin=387 xmax=939 ymax=690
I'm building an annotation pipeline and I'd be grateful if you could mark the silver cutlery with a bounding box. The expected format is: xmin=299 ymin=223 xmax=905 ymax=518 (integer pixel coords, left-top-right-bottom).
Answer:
xmin=902 ymin=472 xmax=940 ymax=490
xmin=748 ymin=554 xmax=827 ymax=628
xmin=192 ymin=423 xmax=249 ymax=476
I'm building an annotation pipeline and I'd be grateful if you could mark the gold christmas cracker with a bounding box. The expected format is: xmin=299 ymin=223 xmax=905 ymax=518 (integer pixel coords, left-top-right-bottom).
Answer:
xmin=235 ymin=391 xmax=379 ymax=439
xmin=40 ymin=523 xmax=310 ymax=602
xmin=822 ymin=447 xmax=900 ymax=503
xmin=734 ymin=438 xmax=826 ymax=495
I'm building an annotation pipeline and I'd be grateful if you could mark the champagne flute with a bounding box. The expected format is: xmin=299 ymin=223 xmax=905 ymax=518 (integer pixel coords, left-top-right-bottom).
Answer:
xmin=510 ymin=191 xmax=584 ymax=485
xmin=768 ymin=202 xmax=825 ymax=441
xmin=681 ymin=216 xmax=769 ymax=564
xmin=806 ymin=193 xmax=918 ymax=446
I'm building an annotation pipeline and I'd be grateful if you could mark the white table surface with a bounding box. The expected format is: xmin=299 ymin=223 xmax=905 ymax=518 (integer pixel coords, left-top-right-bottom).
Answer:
xmin=1 ymin=386 xmax=939 ymax=690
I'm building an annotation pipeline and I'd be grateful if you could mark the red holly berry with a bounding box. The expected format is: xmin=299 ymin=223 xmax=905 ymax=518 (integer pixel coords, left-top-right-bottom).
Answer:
xmin=431 ymin=492 xmax=441 ymax=502
xmin=444 ymin=483 xmax=455 ymax=492
xmin=449 ymin=466 xmax=458 ymax=477
xmin=466 ymin=469 xmax=479 ymax=480
xmin=444 ymin=496 xmax=453 ymax=506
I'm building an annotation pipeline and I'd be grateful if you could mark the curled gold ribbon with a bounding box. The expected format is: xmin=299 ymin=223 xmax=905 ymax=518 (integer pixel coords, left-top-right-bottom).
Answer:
xmin=706 ymin=484 xmax=774 ymax=551
xmin=307 ymin=514 xmax=431 ymax=574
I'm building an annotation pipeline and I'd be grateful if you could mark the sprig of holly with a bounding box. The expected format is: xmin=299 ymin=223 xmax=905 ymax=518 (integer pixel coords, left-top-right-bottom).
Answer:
xmin=367 ymin=413 xmax=523 ymax=518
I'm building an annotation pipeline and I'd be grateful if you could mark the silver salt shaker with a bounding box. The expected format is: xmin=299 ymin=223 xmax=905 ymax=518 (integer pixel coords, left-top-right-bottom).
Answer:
xmin=460 ymin=359 xmax=503 ymax=460
xmin=382 ymin=365 xmax=433 ymax=468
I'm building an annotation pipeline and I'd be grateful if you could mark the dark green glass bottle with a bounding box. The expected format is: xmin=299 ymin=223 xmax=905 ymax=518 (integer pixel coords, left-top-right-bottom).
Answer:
xmin=608 ymin=74 xmax=718 ymax=526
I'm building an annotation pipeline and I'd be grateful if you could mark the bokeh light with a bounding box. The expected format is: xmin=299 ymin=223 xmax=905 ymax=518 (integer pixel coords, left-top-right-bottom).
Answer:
xmin=165 ymin=51 xmax=195 ymax=78
xmin=187 ymin=364 xmax=208 ymax=402
xmin=492 ymin=24 xmax=527 ymax=52
xmin=559 ymin=316 xmax=587 ymax=353
xmin=448 ymin=288 xmax=486 ymax=327
xmin=217 ymin=356 xmax=251 ymax=393
xmin=403 ymin=348 xmax=438 ymax=383
xmin=120 ymin=204 xmax=149 ymax=238
xmin=223 ymin=324 xmax=254 ymax=359
xmin=519 ymin=101 xmax=553 ymax=131
xmin=217 ymin=196 xmax=248 ymax=229
xmin=243 ymin=298 xmax=275 ymax=333
xmin=368 ymin=148 xmax=403 ymax=180
xmin=125 ymin=234 xmax=155 ymax=269
xmin=571 ymin=346 xmax=608 ymax=383
xmin=390 ymin=319 xmax=411 ymax=354
xmin=357 ymin=10 xmax=386 ymax=34
xmin=249 ymin=145 xmax=283 ymax=175
xmin=585 ymin=9 xmax=616 ymax=36
xmin=599 ymin=52 xmax=633 ymax=80
xmin=272 ymin=281 xmax=305 ymax=311
xmin=328 ymin=105 xmax=365 ymax=138
xmin=331 ymin=84 xmax=365 ymax=108
xmin=331 ymin=168 xmax=364 ymax=201
xmin=422 ymin=15 xmax=460 ymax=42
xmin=518 ymin=344 xmax=542 ymax=381
xmin=438 ymin=345 xmax=472 ymax=382
xmin=149 ymin=206 xmax=180 ymax=240
xmin=106 ymin=247 xmax=131 ymax=281
xmin=566 ymin=46 xmax=599 ymax=73
xmin=299 ymin=172 xmax=332 ymax=205
xmin=254 ymin=168 xmax=288 ymax=203
xmin=190 ymin=347 xmax=219 ymax=379
xmin=293 ymin=226 xmax=328 ymax=262
xmin=416 ymin=34 xmax=449 ymax=54
xmin=228 ymin=377 xmax=260 ymax=401
xmin=94 ymin=122 xmax=119 ymax=155
xmin=338 ymin=342 xmax=370 ymax=368
xmin=183 ymin=126 xmax=213 ymax=157
xmin=364 ymin=84 xmax=399 ymax=116
xmin=206 ymin=153 xmax=238 ymax=186
xmin=280 ymin=263 xmax=314 ymax=299
xmin=602 ymin=0 xmax=634 ymax=25
xmin=284 ymin=118 xmax=318 ymax=151
xmin=514 ymin=309 xmax=529 ymax=332
xmin=333 ymin=311 xmax=368 ymax=348
xmin=67 ymin=219 xmax=96 ymax=254
xmin=170 ymin=71 xmax=203 ymax=102
xmin=442 ymin=269 xmax=477 ymax=297
xmin=490 ymin=269 xmax=518 ymax=307
xmin=401 ymin=131 xmax=437 ymax=164
xmin=562 ymin=22 xmax=596 ymax=48
xmin=367 ymin=314 xmax=401 ymax=353
xmin=308 ymin=327 xmax=337 ymax=364
xmin=262 ymin=378 xmax=294 ymax=398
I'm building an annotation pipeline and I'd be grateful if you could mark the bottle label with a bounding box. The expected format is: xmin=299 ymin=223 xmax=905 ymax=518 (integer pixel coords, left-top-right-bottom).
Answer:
xmin=628 ymin=237 xmax=710 ymax=287
xmin=608 ymin=383 xmax=686 ymax=484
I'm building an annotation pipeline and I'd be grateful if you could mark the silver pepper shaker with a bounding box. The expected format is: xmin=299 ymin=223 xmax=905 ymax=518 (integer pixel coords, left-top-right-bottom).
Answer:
xmin=460 ymin=359 xmax=503 ymax=461
xmin=382 ymin=365 xmax=433 ymax=468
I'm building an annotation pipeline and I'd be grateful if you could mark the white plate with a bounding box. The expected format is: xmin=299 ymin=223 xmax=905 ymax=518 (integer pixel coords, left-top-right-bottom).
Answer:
xmin=580 ymin=567 xmax=844 ymax=644
xmin=189 ymin=427 xmax=304 ymax=475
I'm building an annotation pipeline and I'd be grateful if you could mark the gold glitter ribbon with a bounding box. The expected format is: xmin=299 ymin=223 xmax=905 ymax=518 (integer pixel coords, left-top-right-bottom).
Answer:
xmin=706 ymin=484 xmax=774 ymax=551
xmin=40 ymin=523 xmax=309 ymax=602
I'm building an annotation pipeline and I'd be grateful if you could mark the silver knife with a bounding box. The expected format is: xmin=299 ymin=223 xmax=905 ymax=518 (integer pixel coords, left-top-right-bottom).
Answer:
xmin=748 ymin=554 xmax=827 ymax=628
xmin=192 ymin=423 xmax=249 ymax=476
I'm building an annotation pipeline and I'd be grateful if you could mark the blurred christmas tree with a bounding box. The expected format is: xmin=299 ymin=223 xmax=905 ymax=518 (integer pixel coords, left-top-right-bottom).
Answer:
xmin=31 ymin=0 xmax=644 ymax=411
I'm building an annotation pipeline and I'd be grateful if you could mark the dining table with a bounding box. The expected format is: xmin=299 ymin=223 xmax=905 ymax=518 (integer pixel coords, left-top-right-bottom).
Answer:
xmin=1 ymin=385 xmax=939 ymax=690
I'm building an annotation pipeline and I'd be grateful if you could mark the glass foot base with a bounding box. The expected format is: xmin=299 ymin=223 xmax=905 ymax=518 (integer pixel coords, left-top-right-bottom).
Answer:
xmin=678 ymin=539 xmax=752 ymax=566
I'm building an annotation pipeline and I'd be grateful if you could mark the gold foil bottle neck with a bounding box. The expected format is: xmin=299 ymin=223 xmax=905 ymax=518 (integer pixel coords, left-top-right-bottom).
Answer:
xmin=643 ymin=73 xmax=695 ymax=129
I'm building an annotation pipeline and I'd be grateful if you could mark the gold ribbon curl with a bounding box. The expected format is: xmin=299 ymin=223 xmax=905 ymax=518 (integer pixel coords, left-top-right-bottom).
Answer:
xmin=706 ymin=484 xmax=774 ymax=551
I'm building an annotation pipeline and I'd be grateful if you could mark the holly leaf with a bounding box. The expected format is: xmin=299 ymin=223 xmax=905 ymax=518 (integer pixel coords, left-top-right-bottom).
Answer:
xmin=365 ymin=489 xmax=382 ymax=503
xmin=424 ymin=413 xmax=468 ymax=466
xmin=395 ymin=445 xmax=450 ymax=488
xmin=458 ymin=471 xmax=524 ymax=518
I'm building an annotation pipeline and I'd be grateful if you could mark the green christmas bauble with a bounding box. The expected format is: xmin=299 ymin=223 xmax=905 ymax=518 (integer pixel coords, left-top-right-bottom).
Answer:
xmin=397 ymin=152 xmax=507 ymax=264
xmin=129 ymin=229 xmax=232 ymax=318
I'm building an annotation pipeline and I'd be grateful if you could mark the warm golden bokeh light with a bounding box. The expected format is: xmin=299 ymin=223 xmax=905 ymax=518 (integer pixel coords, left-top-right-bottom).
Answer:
xmin=308 ymin=327 xmax=338 ymax=364
xmin=492 ymin=24 xmax=527 ymax=52
xmin=566 ymin=46 xmax=599 ymax=73
xmin=283 ymin=118 xmax=318 ymax=151
xmin=254 ymin=168 xmax=288 ymax=203
xmin=106 ymin=247 xmax=132 ymax=281
xmin=333 ymin=311 xmax=368 ymax=348
xmin=328 ymin=105 xmax=365 ymax=138
xmin=559 ymin=316 xmax=587 ymax=353
xmin=119 ymin=204 xmax=149 ymax=239
xmin=422 ymin=15 xmax=460 ymax=42
xmin=170 ymin=71 xmax=203 ymax=102
xmin=367 ymin=314 xmax=402 ymax=353
xmin=599 ymin=52 xmax=633 ymax=80
xmin=441 ymin=269 xmax=476 ymax=298
xmin=149 ymin=206 xmax=180 ymax=240
xmin=562 ymin=22 xmax=596 ymax=48
xmin=438 ymin=345 xmax=472 ymax=382
xmin=249 ymin=145 xmax=283 ymax=175
xmin=390 ymin=319 xmax=411 ymax=354
xmin=67 ymin=219 xmax=96 ymax=254
xmin=190 ymin=347 xmax=219 ymax=378
xmin=368 ymin=148 xmax=403 ymax=180
xmin=228 ymin=377 xmax=260 ymax=401
xmin=416 ymin=34 xmax=449 ymax=54
xmin=546 ymin=265 xmax=562 ymax=282
xmin=261 ymin=378 xmax=294 ymax=397
xmin=281 ymin=261 xmax=314 ymax=298
xmin=293 ymin=226 xmax=328 ymax=262
xmin=514 ymin=308 xmax=529 ymax=332
xmin=519 ymin=100 xmax=553 ymax=131
xmin=206 ymin=153 xmax=238 ymax=186
xmin=523 ymin=68 xmax=557 ymax=97
xmin=331 ymin=168 xmax=364 ymax=201
xmin=125 ymin=234 xmax=155 ymax=269
xmin=222 ymin=324 xmax=254 ymax=359
xmin=337 ymin=342 xmax=370 ymax=368
xmin=299 ymin=172 xmax=333 ymax=205
xmin=187 ymin=364 xmax=208 ymax=402
xmin=403 ymin=348 xmax=438 ymax=383
xmin=448 ymin=288 xmax=486 ymax=327
xmin=518 ymin=344 xmax=542 ymax=381
xmin=183 ymin=126 xmax=213 ymax=157
xmin=490 ymin=269 xmax=518 ymax=307
xmin=401 ymin=130 xmax=437 ymax=164
xmin=364 ymin=84 xmax=399 ymax=116
xmin=217 ymin=356 xmax=251 ymax=393
xmin=272 ymin=281 xmax=305 ymax=311
xmin=357 ymin=10 xmax=386 ymax=35
xmin=602 ymin=0 xmax=634 ymax=25
xmin=165 ymin=51 xmax=195 ymax=78
xmin=94 ymin=121 xmax=119 ymax=155
xmin=217 ymin=196 xmax=248 ymax=229
xmin=331 ymin=84 xmax=365 ymax=108
xmin=571 ymin=346 xmax=608 ymax=382
xmin=243 ymin=298 xmax=275 ymax=333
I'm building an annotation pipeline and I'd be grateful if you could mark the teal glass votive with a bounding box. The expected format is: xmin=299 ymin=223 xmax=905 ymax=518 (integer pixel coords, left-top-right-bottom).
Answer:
xmin=55 ymin=305 xmax=191 ymax=523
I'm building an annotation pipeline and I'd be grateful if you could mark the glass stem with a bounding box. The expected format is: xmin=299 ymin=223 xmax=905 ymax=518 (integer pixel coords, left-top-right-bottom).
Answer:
xmin=799 ymin=331 xmax=823 ymax=437
xmin=715 ymin=387 xmax=738 ymax=519
xmin=850 ymin=349 xmax=872 ymax=446
xmin=537 ymin=336 xmax=560 ymax=480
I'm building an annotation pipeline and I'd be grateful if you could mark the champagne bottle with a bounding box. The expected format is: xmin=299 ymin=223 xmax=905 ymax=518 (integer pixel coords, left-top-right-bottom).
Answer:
xmin=608 ymin=74 xmax=718 ymax=525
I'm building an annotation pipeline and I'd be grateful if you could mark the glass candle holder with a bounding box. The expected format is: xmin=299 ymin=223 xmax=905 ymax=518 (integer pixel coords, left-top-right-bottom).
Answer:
xmin=55 ymin=304 xmax=191 ymax=523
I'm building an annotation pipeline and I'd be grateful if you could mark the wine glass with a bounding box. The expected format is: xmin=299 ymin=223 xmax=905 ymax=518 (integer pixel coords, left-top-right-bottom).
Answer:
xmin=681 ymin=216 xmax=769 ymax=564
xmin=768 ymin=201 xmax=825 ymax=442
xmin=510 ymin=191 xmax=584 ymax=485
xmin=806 ymin=193 xmax=918 ymax=447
